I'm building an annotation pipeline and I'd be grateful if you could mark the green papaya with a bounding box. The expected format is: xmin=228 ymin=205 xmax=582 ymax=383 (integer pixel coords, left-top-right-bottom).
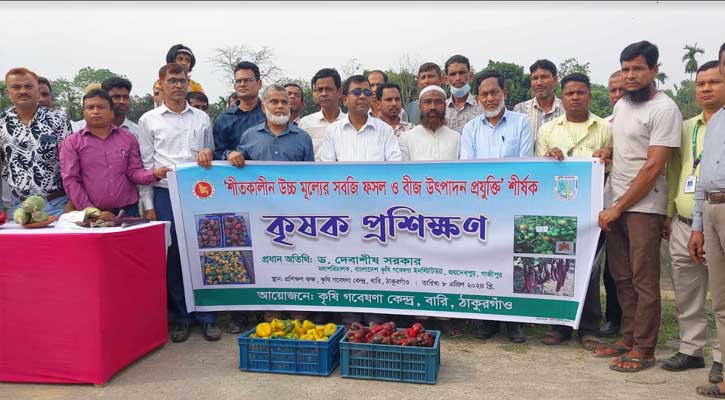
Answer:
xmin=13 ymin=208 xmax=30 ymax=225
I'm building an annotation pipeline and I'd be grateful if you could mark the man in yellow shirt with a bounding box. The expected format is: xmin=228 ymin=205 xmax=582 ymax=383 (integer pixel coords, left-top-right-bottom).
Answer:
xmin=536 ymin=73 xmax=612 ymax=349
xmin=661 ymin=60 xmax=724 ymax=380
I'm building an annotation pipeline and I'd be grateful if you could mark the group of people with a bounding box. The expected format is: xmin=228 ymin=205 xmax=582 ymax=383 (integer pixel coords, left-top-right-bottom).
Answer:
xmin=2 ymin=40 xmax=725 ymax=397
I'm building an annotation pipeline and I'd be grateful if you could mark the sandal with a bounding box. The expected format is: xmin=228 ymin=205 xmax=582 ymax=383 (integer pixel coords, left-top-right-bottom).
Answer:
xmin=226 ymin=314 xmax=249 ymax=334
xmin=579 ymin=334 xmax=603 ymax=351
xmin=593 ymin=340 xmax=632 ymax=358
xmin=439 ymin=320 xmax=463 ymax=338
xmin=697 ymin=383 xmax=725 ymax=398
xmin=543 ymin=329 xmax=570 ymax=345
xmin=609 ymin=353 xmax=655 ymax=373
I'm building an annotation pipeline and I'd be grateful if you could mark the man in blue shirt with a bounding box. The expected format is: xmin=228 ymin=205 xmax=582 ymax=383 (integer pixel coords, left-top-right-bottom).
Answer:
xmin=460 ymin=70 xmax=532 ymax=344
xmin=460 ymin=70 xmax=533 ymax=159
xmin=228 ymin=84 xmax=313 ymax=164
xmin=213 ymin=61 xmax=266 ymax=160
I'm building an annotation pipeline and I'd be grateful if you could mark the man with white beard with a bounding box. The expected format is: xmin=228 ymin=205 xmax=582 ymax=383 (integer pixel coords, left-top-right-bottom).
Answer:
xmin=460 ymin=70 xmax=533 ymax=343
xmin=227 ymin=84 xmax=313 ymax=164
xmin=460 ymin=70 xmax=533 ymax=159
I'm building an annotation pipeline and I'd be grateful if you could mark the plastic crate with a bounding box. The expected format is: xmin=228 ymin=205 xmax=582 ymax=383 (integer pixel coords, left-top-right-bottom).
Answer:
xmin=238 ymin=325 xmax=344 ymax=376
xmin=340 ymin=330 xmax=441 ymax=384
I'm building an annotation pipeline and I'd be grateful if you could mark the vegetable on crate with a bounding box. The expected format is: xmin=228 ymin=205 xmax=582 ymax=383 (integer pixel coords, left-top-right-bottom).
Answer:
xmin=345 ymin=321 xmax=434 ymax=347
xmin=248 ymin=319 xmax=339 ymax=341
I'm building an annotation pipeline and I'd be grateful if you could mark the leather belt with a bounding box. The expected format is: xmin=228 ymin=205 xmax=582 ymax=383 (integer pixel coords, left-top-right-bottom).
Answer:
xmin=676 ymin=214 xmax=693 ymax=226
xmin=13 ymin=190 xmax=66 ymax=203
xmin=706 ymin=191 xmax=725 ymax=204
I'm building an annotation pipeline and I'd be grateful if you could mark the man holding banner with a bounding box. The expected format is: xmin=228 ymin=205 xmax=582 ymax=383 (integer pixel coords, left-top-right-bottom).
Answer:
xmin=535 ymin=73 xmax=611 ymax=349
xmin=138 ymin=63 xmax=220 ymax=343
xmin=319 ymin=74 xmax=401 ymax=325
xmin=461 ymin=70 xmax=532 ymax=343
xmin=596 ymin=41 xmax=682 ymax=372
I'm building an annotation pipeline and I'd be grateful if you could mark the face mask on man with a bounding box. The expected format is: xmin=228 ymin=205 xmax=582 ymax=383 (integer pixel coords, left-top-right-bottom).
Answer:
xmin=450 ymin=82 xmax=471 ymax=98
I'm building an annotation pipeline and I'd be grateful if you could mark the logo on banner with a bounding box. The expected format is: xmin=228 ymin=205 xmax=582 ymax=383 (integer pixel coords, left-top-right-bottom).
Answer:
xmin=554 ymin=176 xmax=578 ymax=201
xmin=193 ymin=180 xmax=214 ymax=199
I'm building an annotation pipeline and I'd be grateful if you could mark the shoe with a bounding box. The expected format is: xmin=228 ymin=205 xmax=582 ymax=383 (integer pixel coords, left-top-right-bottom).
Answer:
xmin=202 ymin=322 xmax=222 ymax=341
xmin=596 ymin=321 xmax=620 ymax=337
xmin=475 ymin=321 xmax=500 ymax=339
xmin=660 ymin=352 xmax=705 ymax=371
xmin=507 ymin=322 xmax=527 ymax=343
xmin=710 ymin=362 xmax=724 ymax=384
xmin=170 ymin=322 xmax=191 ymax=343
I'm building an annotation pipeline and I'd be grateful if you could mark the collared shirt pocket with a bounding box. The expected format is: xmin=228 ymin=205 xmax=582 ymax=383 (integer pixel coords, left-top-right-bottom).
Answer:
xmin=188 ymin=127 xmax=207 ymax=156
xmin=503 ymin=138 xmax=521 ymax=157
xmin=108 ymin=146 xmax=131 ymax=172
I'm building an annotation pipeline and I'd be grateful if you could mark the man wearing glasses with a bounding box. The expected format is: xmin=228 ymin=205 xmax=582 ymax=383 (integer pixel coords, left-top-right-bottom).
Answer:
xmin=138 ymin=63 xmax=219 ymax=343
xmin=212 ymin=61 xmax=266 ymax=161
xmin=319 ymin=75 xmax=401 ymax=326
xmin=319 ymin=75 xmax=401 ymax=162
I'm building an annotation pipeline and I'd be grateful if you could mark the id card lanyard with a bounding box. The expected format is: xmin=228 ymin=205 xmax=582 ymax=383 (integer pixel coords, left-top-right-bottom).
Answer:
xmin=691 ymin=123 xmax=703 ymax=174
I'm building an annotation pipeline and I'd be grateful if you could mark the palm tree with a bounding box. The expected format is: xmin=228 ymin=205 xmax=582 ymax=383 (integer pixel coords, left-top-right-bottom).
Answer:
xmin=682 ymin=43 xmax=705 ymax=82
xmin=655 ymin=63 xmax=668 ymax=88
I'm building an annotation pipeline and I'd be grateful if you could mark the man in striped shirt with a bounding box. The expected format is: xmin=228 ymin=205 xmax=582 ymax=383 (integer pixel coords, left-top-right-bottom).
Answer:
xmin=514 ymin=59 xmax=564 ymax=145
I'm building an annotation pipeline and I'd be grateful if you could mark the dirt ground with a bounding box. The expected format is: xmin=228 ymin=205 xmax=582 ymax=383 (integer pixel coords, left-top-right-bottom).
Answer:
xmin=1 ymin=245 xmax=706 ymax=400
xmin=0 ymin=321 xmax=713 ymax=400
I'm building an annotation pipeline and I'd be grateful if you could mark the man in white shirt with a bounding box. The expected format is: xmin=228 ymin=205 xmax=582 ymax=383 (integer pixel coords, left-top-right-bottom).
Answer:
xmin=318 ymin=75 xmax=400 ymax=325
xmin=319 ymin=75 xmax=401 ymax=162
xmin=138 ymin=63 xmax=219 ymax=343
xmin=399 ymin=85 xmax=460 ymax=161
xmin=299 ymin=68 xmax=346 ymax=161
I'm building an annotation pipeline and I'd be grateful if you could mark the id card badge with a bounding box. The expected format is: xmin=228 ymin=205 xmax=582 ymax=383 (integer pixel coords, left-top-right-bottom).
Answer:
xmin=684 ymin=175 xmax=697 ymax=193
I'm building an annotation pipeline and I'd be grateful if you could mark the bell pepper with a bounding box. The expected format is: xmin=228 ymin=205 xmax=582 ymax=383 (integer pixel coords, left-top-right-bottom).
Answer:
xmin=256 ymin=322 xmax=272 ymax=338
xmin=323 ymin=323 xmax=338 ymax=337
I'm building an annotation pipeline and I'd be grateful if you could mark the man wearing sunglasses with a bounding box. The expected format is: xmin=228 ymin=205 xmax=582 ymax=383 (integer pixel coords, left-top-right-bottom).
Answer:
xmin=319 ymin=75 xmax=401 ymax=162
xmin=319 ymin=75 xmax=401 ymax=326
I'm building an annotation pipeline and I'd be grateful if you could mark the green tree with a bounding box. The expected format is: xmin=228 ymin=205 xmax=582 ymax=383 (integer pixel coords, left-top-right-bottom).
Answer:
xmin=0 ymin=81 xmax=11 ymax=112
xmin=128 ymin=94 xmax=154 ymax=122
xmin=589 ymin=83 xmax=612 ymax=118
xmin=558 ymin=58 xmax=591 ymax=77
xmin=655 ymin=63 xmax=668 ymax=87
xmin=482 ymin=60 xmax=531 ymax=107
xmin=665 ymin=79 xmax=701 ymax=119
xmin=52 ymin=67 xmax=126 ymax=121
xmin=682 ymin=43 xmax=705 ymax=82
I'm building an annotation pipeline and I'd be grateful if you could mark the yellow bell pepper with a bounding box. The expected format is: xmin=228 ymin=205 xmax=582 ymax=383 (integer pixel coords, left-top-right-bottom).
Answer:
xmin=323 ymin=323 xmax=337 ymax=337
xmin=256 ymin=322 xmax=272 ymax=338
xmin=302 ymin=320 xmax=316 ymax=333
xmin=273 ymin=319 xmax=287 ymax=332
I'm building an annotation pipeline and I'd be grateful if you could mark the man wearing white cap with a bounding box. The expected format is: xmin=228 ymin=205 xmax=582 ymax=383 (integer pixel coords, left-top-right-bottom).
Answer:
xmin=399 ymin=85 xmax=460 ymax=161
xmin=399 ymin=85 xmax=462 ymax=337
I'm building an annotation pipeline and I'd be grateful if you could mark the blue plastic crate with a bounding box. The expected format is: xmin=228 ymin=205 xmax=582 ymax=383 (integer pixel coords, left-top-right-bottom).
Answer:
xmin=238 ymin=325 xmax=344 ymax=376
xmin=340 ymin=330 xmax=441 ymax=384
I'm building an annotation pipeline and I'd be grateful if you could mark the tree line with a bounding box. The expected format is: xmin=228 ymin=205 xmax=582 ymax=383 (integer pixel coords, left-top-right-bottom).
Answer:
xmin=0 ymin=43 xmax=709 ymax=123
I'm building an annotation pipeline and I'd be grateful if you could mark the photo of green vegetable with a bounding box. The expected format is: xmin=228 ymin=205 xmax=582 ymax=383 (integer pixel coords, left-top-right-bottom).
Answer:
xmin=513 ymin=215 xmax=577 ymax=255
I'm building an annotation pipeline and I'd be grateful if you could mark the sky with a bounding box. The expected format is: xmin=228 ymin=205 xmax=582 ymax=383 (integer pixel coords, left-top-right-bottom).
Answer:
xmin=1 ymin=1 xmax=723 ymax=102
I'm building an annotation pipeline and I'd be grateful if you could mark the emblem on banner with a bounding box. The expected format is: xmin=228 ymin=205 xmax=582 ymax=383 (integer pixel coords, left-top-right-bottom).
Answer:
xmin=193 ymin=180 xmax=214 ymax=199
xmin=554 ymin=176 xmax=578 ymax=201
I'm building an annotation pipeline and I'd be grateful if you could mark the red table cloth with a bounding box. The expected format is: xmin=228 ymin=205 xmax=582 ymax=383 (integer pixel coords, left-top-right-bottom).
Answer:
xmin=0 ymin=221 xmax=170 ymax=384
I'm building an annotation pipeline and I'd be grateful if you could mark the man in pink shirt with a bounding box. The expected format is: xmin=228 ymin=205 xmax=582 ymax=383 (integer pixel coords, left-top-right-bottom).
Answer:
xmin=60 ymin=89 xmax=170 ymax=216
